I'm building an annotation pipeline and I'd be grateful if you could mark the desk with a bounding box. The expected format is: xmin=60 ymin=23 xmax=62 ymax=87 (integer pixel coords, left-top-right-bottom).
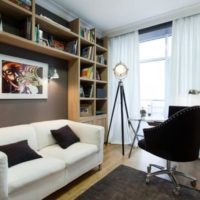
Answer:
xmin=128 ymin=117 xmax=164 ymax=158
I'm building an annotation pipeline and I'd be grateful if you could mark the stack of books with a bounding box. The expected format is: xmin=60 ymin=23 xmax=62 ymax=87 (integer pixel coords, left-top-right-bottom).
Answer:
xmin=80 ymin=84 xmax=94 ymax=98
xmin=81 ymin=46 xmax=94 ymax=60
xmin=96 ymin=54 xmax=105 ymax=64
xmin=65 ymin=40 xmax=78 ymax=55
xmin=81 ymin=67 xmax=94 ymax=79
xmin=80 ymin=27 xmax=95 ymax=42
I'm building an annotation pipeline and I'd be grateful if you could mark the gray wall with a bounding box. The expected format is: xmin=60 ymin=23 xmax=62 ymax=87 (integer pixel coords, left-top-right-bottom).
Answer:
xmin=0 ymin=44 xmax=68 ymax=127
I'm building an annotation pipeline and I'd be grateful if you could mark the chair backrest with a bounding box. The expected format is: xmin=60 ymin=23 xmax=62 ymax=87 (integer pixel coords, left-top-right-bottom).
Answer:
xmin=168 ymin=105 xmax=188 ymax=118
xmin=144 ymin=106 xmax=200 ymax=162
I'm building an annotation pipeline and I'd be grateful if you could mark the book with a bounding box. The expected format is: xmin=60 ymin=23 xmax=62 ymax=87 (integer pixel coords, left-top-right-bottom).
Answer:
xmin=96 ymin=70 xmax=101 ymax=80
xmin=0 ymin=13 xmax=3 ymax=32
xmin=83 ymin=85 xmax=93 ymax=98
xmin=89 ymin=84 xmax=94 ymax=97
xmin=49 ymin=35 xmax=65 ymax=51
xmin=65 ymin=40 xmax=78 ymax=55
xmin=96 ymin=54 xmax=105 ymax=64
xmin=81 ymin=67 xmax=93 ymax=79
xmin=80 ymin=85 xmax=85 ymax=97
xmin=34 ymin=24 xmax=40 ymax=43
xmin=26 ymin=16 xmax=32 ymax=40
xmin=19 ymin=16 xmax=31 ymax=40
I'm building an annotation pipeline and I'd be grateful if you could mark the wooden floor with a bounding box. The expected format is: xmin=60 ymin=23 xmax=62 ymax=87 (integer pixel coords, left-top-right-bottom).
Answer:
xmin=45 ymin=144 xmax=200 ymax=200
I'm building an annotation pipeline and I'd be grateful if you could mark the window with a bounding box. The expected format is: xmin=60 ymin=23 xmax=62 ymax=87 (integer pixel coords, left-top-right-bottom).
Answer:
xmin=139 ymin=23 xmax=172 ymax=118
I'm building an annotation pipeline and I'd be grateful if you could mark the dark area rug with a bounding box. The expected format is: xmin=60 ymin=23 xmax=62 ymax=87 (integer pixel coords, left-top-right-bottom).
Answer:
xmin=76 ymin=165 xmax=200 ymax=200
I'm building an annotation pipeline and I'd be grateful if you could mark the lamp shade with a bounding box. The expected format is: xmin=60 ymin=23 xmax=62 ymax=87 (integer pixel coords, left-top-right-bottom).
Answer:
xmin=113 ymin=62 xmax=128 ymax=79
xmin=50 ymin=69 xmax=59 ymax=79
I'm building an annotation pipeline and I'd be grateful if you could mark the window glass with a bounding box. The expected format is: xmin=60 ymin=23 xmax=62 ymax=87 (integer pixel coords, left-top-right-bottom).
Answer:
xmin=139 ymin=38 xmax=165 ymax=60
xmin=167 ymin=36 xmax=172 ymax=57
xmin=140 ymin=60 xmax=165 ymax=100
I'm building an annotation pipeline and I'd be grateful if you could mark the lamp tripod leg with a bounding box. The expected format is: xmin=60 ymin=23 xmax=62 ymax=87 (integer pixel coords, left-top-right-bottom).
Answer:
xmin=106 ymin=81 xmax=120 ymax=144
xmin=121 ymin=85 xmax=136 ymax=134
xmin=120 ymin=82 xmax=125 ymax=155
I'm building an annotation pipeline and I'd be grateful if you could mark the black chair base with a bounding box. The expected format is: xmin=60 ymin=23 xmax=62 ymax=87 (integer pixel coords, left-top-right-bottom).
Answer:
xmin=145 ymin=160 xmax=197 ymax=195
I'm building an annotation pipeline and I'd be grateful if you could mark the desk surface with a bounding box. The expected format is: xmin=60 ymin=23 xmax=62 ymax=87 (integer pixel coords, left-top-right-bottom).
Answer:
xmin=129 ymin=117 xmax=165 ymax=126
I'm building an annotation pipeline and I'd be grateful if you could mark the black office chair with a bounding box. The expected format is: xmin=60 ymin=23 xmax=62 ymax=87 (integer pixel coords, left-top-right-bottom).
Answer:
xmin=138 ymin=106 xmax=200 ymax=194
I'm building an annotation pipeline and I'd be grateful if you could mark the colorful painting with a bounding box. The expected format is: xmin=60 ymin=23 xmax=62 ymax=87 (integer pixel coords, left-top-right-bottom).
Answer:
xmin=0 ymin=54 xmax=48 ymax=99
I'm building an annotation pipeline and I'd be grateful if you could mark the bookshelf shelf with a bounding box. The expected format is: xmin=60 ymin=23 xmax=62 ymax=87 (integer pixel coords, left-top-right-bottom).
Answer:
xmin=96 ymin=63 xmax=107 ymax=68
xmin=96 ymin=80 xmax=107 ymax=84
xmin=0 ymin=32 xmax=78 ymax=61
xmin=96 ymin=98 xmax=107 ymax=100
xmin=35 ymin=15 xmax=78 ymax=40
xmin=96 ymin=44 xmax=107 ymax=53
xmin=80 ymin=57 xmax=95 ymax=64
xmin=80 ymin=98 xmax=95 ymax=100
xmin=80 ymin=78 xmax=95 ymax=82
xmin=80 ymin=37 xmax=95 ymax=46
xmin=0 ymin=0 xmax=32 ymax=18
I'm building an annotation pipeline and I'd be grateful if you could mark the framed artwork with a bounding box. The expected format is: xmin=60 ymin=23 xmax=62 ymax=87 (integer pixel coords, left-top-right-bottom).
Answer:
xmin=0 ymin=54 xmax=48 ymax=99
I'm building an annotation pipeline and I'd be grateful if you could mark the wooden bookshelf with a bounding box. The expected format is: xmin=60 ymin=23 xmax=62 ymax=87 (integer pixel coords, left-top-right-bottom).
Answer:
xmin=0 ymin=0 xmax=108 ymax=133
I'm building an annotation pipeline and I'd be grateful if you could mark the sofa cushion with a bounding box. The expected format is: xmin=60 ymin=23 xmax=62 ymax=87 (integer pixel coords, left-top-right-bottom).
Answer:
xmin=8 ymin=157 xmax=65 ymax=194
xmin=31 ymin=120 xmax=69 ymax=150
xmin=0 ymin=140 xmax=42 ymax=167
xmin=51 ymin=125 xmax=80 ymax=149
xmin=0 ymin=124 xmax=38 ymax=151
xmin=39 ymin=143 xmax=98 ymax=166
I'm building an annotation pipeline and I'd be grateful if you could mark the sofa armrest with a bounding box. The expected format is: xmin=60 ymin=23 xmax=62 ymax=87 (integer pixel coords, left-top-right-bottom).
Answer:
xmin=67 ymin=120 xmax=104 ymax=150
xmin=0 ymin=151 xmax=8 ymax=200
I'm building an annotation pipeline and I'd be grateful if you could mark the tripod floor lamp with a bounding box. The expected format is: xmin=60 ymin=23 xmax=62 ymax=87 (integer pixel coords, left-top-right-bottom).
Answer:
xmin=106 ymin=62 xmax=136 ymax=155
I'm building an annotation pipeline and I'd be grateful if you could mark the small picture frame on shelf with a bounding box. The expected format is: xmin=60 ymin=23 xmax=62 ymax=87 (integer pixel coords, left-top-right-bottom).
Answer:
xmin=80 ymin=104 xmax=92 ymax=117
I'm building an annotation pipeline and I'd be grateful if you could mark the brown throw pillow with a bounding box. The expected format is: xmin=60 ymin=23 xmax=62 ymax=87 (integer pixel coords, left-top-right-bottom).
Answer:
xmin=51 ymin=125 xmax=80 ymax=149
xmin=0 ymin=140 xmax=42 ymax=167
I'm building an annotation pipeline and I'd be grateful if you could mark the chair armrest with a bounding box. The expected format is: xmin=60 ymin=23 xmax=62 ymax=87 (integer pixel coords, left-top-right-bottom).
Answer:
xmin=0 ymin=151 xmax=8 ymax=200
xmin=67 ymin=120 xmax=104 ymax=151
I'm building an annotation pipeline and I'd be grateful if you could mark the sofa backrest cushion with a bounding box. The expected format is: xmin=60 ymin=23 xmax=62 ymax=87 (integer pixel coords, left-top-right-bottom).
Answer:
xmin=51 ymin=125 xmax=80 ymax=149
xmin=31 ymin=120 xmax=69 ymax=150
xmin=0 ymin=124 xmax=38 ymax=151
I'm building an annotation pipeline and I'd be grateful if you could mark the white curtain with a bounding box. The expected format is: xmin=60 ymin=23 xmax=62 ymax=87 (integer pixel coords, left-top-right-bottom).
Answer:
xmin=167 ymin=14 xmax=200 ymax=107
xmin=108 ymin=32 xmax=140 ymax=144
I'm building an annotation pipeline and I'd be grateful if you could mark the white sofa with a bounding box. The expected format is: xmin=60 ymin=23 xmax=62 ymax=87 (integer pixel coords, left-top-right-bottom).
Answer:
xmin=0 ymin=119 xmax=104 ymax=200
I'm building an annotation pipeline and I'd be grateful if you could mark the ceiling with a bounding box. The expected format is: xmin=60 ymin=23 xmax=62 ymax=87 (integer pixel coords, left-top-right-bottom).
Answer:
xmin=49 ymin=0 xmax=200 ymax=36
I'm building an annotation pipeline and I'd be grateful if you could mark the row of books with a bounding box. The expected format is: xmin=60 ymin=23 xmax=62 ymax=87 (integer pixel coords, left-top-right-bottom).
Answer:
xmin=80 ymin=27 xmax=95 ymax=42
xmin=81 ymin=46 xmax=94 ymax=60
xmin=80 ymin=67 xmax=94 ymax=79
xmin=80 ymin=85 xmax=106 ymax=98
xmin=34 ymin=24 xmax=77 ymax=54
xmin=80 ymin=84 xmax=94 ymax=98
xmin=10 ymin=0 xmax=32 ymax=11
xmin=96 ymin=54 xmax=105 ymax=64
xmin=0 ymin=13 xmax=31 ymax=40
